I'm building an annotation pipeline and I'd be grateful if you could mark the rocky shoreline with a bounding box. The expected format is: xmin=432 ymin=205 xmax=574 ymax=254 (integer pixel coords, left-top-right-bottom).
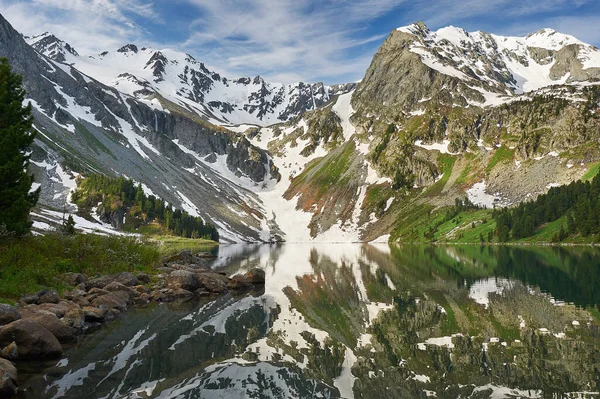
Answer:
xmin=0 ymin=250 xmax=265 ymax=397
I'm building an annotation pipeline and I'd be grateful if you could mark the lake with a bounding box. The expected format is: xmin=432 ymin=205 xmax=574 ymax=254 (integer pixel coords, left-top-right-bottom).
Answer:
xmin=16 ymin=244 xmax=600 ymax=398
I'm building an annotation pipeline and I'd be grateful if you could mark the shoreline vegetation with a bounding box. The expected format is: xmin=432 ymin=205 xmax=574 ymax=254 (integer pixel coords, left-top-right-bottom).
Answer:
xmin=0 ymin=237 xmax=267 ymax=398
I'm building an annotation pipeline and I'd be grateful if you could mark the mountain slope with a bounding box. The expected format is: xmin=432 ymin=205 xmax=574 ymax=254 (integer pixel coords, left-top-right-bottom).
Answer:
xmin=1 ymin=13 xmax=284 ymax=242
xmin=5 ymin=14 xmax=600 ymax=243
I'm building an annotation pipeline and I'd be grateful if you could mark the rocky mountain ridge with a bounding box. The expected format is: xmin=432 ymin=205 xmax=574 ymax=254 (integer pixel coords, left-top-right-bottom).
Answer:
xmin=24 ymin=33 xmax=355 ymax=126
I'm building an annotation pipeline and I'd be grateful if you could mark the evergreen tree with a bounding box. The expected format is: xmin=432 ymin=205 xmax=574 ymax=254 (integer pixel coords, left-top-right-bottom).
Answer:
xmin=0 ymin=58 xmax=39 ymax=235
xmin=61 ymin=214 xmax=76 ymax=236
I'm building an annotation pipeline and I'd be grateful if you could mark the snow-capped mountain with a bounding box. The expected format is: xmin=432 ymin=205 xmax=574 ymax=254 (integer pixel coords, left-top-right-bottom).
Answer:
xmin=395 ymin=22 xmax=600 ymax=102
xmin=3 ymin=13 xmax=600 ymax=244
xmin=25 ymin=34 xmax=355 ymax=126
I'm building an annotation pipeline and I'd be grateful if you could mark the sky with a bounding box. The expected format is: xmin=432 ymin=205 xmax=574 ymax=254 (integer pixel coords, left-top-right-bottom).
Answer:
xmin=1 ymin=0 xmax=599 ymax=85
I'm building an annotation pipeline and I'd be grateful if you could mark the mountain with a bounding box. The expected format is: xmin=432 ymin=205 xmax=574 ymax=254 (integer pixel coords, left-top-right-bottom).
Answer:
xmin=1 ymin=13 xmax=285 ymax=242
xmin=24 ymin=33 xmax=355 ymax=126
xmin=3 ymin=14 xmax=600 ymax=243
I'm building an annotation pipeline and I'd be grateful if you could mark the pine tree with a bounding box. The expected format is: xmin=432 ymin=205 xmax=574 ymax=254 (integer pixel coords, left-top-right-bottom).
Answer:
xmin=0 ymin=58 xmax=39 ymax=235
xmin=61 ymin=215 xmax=76 ymax=236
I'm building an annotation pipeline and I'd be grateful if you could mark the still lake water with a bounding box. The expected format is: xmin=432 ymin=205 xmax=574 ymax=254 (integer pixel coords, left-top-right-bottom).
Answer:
xmin=17 ymin=244 xmax=600 ymax=398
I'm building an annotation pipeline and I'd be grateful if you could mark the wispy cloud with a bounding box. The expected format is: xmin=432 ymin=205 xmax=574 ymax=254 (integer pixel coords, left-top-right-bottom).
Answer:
xmin=1 ymin=0 xmax=599 ymax=85
xmin=179 ymin=0 xmax=402 ymax=83
xmin=0 ymin=0 xmax=161 ymax=54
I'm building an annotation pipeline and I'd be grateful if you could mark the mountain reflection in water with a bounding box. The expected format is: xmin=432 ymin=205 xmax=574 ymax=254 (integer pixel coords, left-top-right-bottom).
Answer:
xmin=17 ymin=244 xmax=600 ymax=399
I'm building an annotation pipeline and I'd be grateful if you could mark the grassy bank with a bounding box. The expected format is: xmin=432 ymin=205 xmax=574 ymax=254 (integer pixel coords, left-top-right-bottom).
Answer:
xmin=0 ymin=234 xmax=218 ymax=304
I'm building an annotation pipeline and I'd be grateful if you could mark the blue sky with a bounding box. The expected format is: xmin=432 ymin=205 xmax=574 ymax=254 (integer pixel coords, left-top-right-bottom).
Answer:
xmin=1 ymin=0 xmax=599 ymax=84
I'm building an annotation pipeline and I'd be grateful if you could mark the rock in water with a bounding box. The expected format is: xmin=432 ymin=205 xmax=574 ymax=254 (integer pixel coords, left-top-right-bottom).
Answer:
xmin=227 ymin=275 xmax=253 ymax=290
xmin=0 ymin=319 xmax=63 ymax=359
xmin=0 ymin=305 xmax=21 ymax=327
xmin=19 ymin=311 xmax=77 ymax=343
xmin=245 ymin=269 xmax=266 ymax=285
xmin=166 ymin=270 xmax=200 ymax=291
xmin=0 ymin=358 xmax=17 ymax=397
xmin=197 ymin=273 xmax=228 ymax=293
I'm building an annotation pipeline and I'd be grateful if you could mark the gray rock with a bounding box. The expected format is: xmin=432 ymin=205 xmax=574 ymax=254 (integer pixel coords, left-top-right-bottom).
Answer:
xmin=115 ymin=272 xmax=139 ymax=287
xmin=91 ymin=294 xmax=127 ymax=312
xmin=82 ymin=306 xmax=108 ymax=322
xmin=166 ymin=270 xmax=200 ymax=291
xmin=0 ymin=305 xmax=20 ymax=327
xmin=62 ymin=308 xmax=86 ymax=329
xmin=198 ymin=273 xmax=228 ymax=293
xmin=227 ymin=275 xmax=253 ymax=290
xmin=37 ymin=290 xmax=60 ymax=304
xmin=0 ymin=319 xmax=63 ymax=359
xmin=244 ymin=268 xmax=266 ymax=285
xmin=19 ymin=310 xmax=77 ymax=343
xmin=87 ymin=275 xmax=115 ymax=290
xmin=20 ymin=294 xmax=38 ymax=305
xmin=0 ymin=357 xmax=17 ymax=397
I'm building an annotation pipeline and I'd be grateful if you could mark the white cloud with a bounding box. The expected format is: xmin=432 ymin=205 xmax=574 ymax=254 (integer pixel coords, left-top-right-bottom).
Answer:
xmin=1 ymin=0 xmax=598 ymax=85
xmin=0 ymin=0 xmax=161 ymax=55
xmin=178 ymin=0 xmax=402 ymax=83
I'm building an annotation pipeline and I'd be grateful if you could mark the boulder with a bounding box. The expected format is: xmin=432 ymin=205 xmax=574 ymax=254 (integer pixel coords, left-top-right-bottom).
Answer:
xmin=20 ymin=310 xmax=77 ymax=343
xmin=36 ymin=301 xmax=77 ymax=318
xmin=134 ymin=293 xmax=150 ymax=305
xmin=166 ymin=270 xmax=200 ymax=291
xmin=91 ymin=294 xmax=127 ymax=311
xmin=71 ymin=296 xmax=91 ymax=307
xmin=198 ymin=273 xmax=228 ymax=293
xmin=0 ymin=319 xmax=62 ymax=359
xmin=104 ymin=282 xmax=140 ymax=297
xmin=62 ymin=308 xmax=86 ymax=329
xmin=37 ymin=290 xmax=60 ymax=304
xmin=244 ymin=268 xmax=266 ymax=285
xmin=0 ymin=305 xmax=20 ymax=327
xmin=60 ymin=272 xmax=87 ymax=286
xmin=0 ymin=358 xmax=17 ymax=398
xmin=87 ymin=275 xmax=115 ymax=290
xmin=63 ymin=289 xmax=87 ymax=300
xmin=227 ymin=275 xmax=253 ymax=290
xmin=0 ymin=342 xmax=17 ymax=360
xmin=20 ymin=294 xmax=38 ymax=305
xmin=115 ymin=272 xmax=139 ymax=287
xmin=82 ymin=306 xmax=108 ymax=322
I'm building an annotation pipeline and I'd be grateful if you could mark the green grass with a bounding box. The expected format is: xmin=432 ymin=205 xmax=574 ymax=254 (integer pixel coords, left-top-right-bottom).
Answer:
xmin=424 ymin=154 xmax=456 ymax=197
xmin=150 ymin=235 xmax=218 ymax=257
xmin=455 ymin=163 xmax=471 ymax=186
xmin=582 ymin=162 xmax=600 ymax=181
xmin=486 ymin=146 xmax=516 ymax=174
xmin=0 ymin=234 xmax=164 ymax=304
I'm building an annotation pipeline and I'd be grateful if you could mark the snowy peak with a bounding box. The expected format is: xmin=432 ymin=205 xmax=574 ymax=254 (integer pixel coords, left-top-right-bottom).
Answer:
xmin=524 ymin=28 xmax=584 ymax=50
xmin=25 ymin=32 xmax=79 ymax=63
xmin=394 ymin=22 xmax=600 ymax=95
xmin=25 ymin=33 xmax=355 ymax=126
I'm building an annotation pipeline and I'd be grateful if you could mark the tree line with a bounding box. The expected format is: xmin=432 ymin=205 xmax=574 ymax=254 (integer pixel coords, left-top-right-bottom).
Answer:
xmin=72 ymin=174 xmax=219 ymax=241
xmin=492 ymin=173 xmax=600 ymax=242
